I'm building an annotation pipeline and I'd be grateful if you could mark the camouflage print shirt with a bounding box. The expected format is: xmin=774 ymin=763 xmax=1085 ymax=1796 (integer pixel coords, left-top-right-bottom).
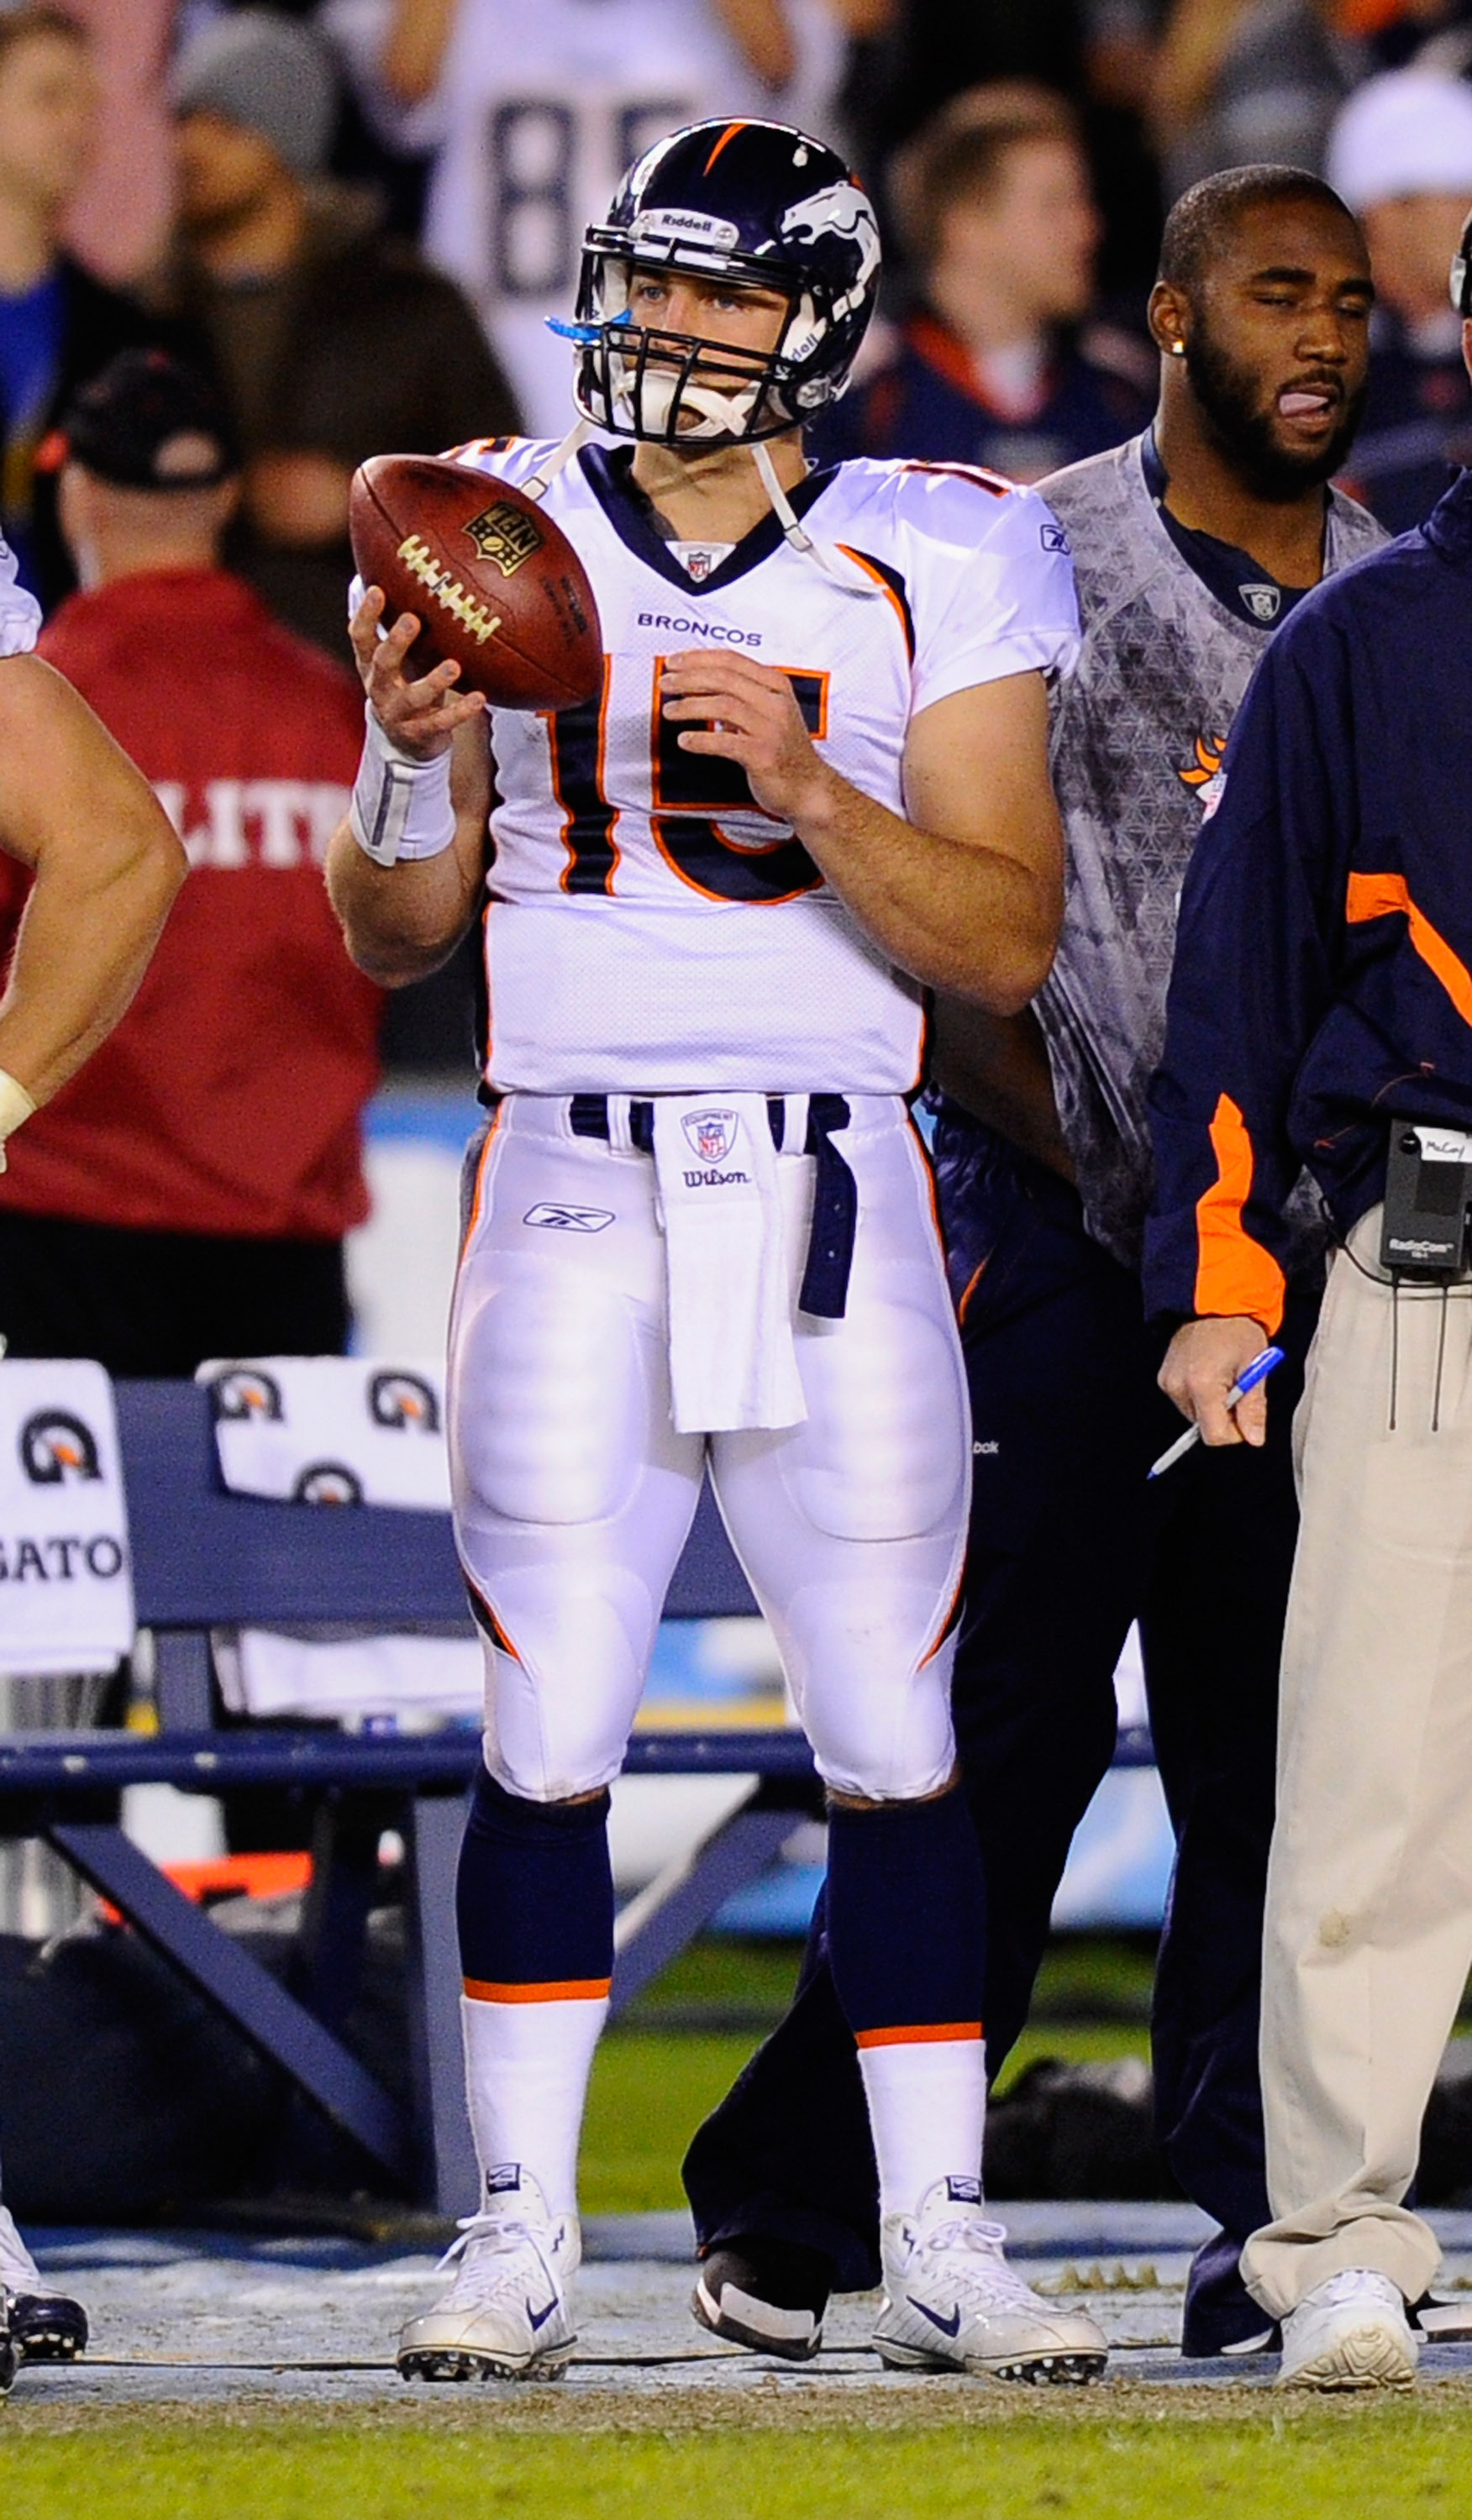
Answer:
xmin=1033 ymin=433 xmax=1385 ymax=1273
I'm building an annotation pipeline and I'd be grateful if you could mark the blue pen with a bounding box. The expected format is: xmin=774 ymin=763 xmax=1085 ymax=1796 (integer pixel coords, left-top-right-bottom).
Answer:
xmin=1148 ymin=1343 xmax=1285 ymax=1479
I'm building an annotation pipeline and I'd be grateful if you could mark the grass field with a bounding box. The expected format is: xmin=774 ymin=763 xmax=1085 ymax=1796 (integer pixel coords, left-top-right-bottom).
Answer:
xmin=5 ymin=2391 xmax=1472 ymax=2519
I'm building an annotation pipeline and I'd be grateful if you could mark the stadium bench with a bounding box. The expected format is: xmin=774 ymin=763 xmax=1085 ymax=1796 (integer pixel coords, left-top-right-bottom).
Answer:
xmin=0 ymin=1381 xmax=1154 ymax=2215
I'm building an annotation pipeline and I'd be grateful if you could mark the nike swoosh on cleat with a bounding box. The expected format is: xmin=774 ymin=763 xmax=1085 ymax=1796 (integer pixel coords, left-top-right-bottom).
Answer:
xmin=909 ymin=2299 xmax=962 ymax=2337
xmin=527 ymin=2297 xmax=560 ymax=2332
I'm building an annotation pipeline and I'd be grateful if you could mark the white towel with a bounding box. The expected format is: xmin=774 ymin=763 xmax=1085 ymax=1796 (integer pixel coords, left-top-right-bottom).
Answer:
xmin=0 ymin=1359 xmax=134 ymax=1676
xmin=215 ymin=1630 xmax=482 ymax=1724
xmin=649 ymin=1094 xmax=807 ymax=1435
xmin=201 ymin=1356 xmax=451 ymax=1510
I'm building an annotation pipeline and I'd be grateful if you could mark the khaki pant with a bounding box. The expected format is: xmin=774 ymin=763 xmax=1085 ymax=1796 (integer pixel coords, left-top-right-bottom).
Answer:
xmin=1242 ymin=1206 xmax=1472 ymax=2318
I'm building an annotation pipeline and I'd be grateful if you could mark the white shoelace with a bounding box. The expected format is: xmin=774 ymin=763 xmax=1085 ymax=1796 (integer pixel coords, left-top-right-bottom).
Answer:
xmin=911 ymin=2215 xmax=1047 ymax=2312
xmin=434 ymin=2209 xmax=550 ymax=2307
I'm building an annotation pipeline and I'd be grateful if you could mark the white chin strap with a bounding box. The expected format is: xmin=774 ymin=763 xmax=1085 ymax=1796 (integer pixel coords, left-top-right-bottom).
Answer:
xmin=523 ymin=418 xmax=595 ymax=501
xmin=749 ymin=440 xmax=881 ymax=596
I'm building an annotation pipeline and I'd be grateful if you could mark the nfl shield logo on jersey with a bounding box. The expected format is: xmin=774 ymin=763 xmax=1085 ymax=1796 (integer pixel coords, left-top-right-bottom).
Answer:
xmin=683 ymin=1108 xmax=740 ymax=1164
xmin=1238 ymin=582 xmax=1280 ymax=622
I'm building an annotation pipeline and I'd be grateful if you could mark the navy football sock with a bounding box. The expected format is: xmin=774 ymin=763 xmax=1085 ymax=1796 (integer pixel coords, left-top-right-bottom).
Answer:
xmin=456 ymin=1766 xmax=614 ymax=1995
xmin=456 ymin=1770 xmax=615 ymax=2218
xmin=826 ymin=1789 xmax=989 ymax=2214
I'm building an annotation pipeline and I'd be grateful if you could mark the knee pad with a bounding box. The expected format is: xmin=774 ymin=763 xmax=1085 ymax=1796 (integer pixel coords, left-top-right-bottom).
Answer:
xmin=788 ymin=1578 xmax=959 ymax=1800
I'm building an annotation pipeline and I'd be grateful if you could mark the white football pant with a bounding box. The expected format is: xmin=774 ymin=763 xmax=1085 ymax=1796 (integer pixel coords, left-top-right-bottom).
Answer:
xmin=449 ymin=1092 xmax=969 ymax=1803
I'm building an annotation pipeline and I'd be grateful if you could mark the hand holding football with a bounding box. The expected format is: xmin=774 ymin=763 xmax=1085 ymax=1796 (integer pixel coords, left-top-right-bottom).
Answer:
xmin=349 ymin=454 xmax=602 ymax=711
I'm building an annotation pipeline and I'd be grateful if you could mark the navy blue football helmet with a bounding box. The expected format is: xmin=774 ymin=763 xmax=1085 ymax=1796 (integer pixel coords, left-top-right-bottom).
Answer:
xmin=559 ymin=118 xmax=881 ymax=446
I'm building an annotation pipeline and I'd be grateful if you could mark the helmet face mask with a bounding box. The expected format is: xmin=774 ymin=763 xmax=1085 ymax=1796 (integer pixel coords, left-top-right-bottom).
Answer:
xmin=560 ymin=120 xmax=882 ymax=449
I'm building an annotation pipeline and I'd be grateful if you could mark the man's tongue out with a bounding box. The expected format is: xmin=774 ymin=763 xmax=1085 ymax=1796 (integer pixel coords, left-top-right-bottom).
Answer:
xmin=1280 ymin=388 xmax=1332 ymax=418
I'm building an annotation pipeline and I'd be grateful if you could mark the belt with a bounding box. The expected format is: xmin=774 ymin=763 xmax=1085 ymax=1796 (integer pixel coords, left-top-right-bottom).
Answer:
xmin=568 ymin=1090 xmax=857 ymax=1319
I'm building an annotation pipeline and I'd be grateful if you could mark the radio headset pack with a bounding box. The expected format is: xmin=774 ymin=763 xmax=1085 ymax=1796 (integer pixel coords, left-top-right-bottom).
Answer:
xmin=1380 ymin=1124 xmax=1472 ymax=1278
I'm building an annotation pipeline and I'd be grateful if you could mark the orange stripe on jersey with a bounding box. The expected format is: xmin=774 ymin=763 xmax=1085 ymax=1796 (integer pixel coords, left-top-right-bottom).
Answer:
xmin=900 ymin=459 xmax=1014 ymax=497
xmin=443 ymin=435 xmax=524 ymax=462
xmin=836 ymin=545 xmax=915 ymax=659
xmin=1347 ymin=871 xmax=1472 ymax=1029
xmin=703 ymin=120 xmax=749 ymax=175
xmin=464 ymin=1977 xmax=612 ymax=2004
xmin=1193 ymin=1091 xmax=1286 ymax=1335
xmin=854 ymin=2022 xmax=984 ymax=2050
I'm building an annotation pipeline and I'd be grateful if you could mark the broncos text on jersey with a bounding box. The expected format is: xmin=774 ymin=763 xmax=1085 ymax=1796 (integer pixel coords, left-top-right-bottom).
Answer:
xmin=451 ymin=437 xmax=1080 ymax=1096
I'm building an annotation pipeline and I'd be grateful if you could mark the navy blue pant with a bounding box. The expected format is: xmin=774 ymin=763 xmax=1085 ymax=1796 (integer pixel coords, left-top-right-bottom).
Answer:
xmin=683 ymin=1104 xmax=1317 ymax=2353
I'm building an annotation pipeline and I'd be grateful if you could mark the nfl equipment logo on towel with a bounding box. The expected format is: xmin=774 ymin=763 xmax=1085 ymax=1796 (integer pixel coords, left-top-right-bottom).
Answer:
xmin=683 ymin=1109 xmax=739 ymax=1165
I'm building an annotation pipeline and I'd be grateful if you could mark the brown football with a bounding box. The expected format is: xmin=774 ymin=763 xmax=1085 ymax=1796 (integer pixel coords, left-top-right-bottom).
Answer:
xmin=349 ymin=453 xmax=602 ymax=710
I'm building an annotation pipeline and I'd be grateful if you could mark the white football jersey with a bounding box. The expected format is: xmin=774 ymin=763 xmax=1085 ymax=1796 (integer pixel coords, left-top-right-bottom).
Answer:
xmin=331 ymin=0 xmax=844 ymax=434
xmin=450 ymin=439 xmax=1080 ymax=1095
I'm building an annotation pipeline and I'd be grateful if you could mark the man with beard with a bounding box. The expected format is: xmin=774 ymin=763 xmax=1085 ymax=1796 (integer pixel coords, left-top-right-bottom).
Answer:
xmin=685 ymin=165 xmax=1383 ymax=2366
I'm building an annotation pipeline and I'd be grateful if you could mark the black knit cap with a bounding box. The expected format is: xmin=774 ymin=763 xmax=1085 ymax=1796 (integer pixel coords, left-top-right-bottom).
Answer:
xmin=52 ymin=349 xmax=241 ymax=491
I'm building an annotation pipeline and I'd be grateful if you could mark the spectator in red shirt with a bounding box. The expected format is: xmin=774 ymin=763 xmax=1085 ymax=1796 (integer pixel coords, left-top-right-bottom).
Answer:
xmin=0 ymin=348 xmax=381 ymax=1373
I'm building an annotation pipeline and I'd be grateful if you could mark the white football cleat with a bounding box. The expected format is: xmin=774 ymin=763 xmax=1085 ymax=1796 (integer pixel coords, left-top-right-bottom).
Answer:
xmin=397 ymin=2167 xmax=579 ymax=2382
xmin=874 ymin=2178 xmax=1107 ymax=2384
xmin=0 ymin=2202 xmax=87 ymax=2362
xmin=1278 ymin=2268 xmax=1418 ymax=2391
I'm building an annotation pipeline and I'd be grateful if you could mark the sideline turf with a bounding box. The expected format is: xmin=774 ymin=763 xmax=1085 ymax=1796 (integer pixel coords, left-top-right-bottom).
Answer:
xmin=4 ymin=2397 xmax=1472 ymax=2519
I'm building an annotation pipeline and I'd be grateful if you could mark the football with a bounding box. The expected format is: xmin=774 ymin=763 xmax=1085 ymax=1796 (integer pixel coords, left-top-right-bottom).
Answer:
xmin=349 ymin=453 xmax=602 ymax=710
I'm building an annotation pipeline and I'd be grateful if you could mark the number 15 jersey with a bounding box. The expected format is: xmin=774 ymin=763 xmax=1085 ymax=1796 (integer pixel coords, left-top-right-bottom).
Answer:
xmin=455 ymin=438 xmax=1080 ymax=1096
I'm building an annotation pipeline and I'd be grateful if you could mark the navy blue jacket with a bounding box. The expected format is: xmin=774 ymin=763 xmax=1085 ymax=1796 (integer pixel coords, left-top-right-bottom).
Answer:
xmin=1143 ymin=466 xmax=1472 ymax=1331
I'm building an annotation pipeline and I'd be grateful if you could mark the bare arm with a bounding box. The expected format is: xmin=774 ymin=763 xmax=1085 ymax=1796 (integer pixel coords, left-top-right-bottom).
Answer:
xmin=379 ymin=0 xmax=458 ymax=107
xmin=929 ymin=995 xmax=1075 ymax=1178
xmin=0 ymin=656 xmax=186 ymax=1107
xmin=325 ymin=591 xmax=491 ymax=988
xmin=659 ymin=654 xmax=1064 ymax=1010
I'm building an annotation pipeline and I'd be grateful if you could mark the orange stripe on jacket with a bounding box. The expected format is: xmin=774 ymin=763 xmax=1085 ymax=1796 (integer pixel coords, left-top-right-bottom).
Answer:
xmin=854 ymin=2021 xmax=983 ymax=2050
xmin=1346 ymin=871 xmax=1472 ymax=1029
xmin=463 ymin=1977 xmax=612 ymax=2003
xmin=1193 ymin=1092 xmax=1287 ymax=1335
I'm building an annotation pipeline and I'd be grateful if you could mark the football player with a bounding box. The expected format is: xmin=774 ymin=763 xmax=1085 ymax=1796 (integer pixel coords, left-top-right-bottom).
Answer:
xmin=328 ymin=118 xmax=1107 ymax=2385
xmin=0 ymin=533 xmax=186 ymax=2384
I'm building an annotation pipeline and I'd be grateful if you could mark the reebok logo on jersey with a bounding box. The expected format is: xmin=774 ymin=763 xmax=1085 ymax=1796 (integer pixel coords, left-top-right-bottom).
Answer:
xmin=1040 ymin=522 xmax=1070 ymax=554
xmin=524 ymin=1203 xmax=615 ymax=1232
xmin=637 ymin=612 xmax=761 ymax=646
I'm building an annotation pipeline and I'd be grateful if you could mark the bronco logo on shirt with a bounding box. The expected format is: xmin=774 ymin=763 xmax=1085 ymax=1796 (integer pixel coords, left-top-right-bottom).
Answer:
xmin=1178 ymin=733 xmax=1228 ymax=816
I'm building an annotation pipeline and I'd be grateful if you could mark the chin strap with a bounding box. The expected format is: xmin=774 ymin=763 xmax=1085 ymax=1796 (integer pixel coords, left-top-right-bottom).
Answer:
xmin=749 ymin=439 xmax=881 ymax=596
xmin=523 ymin=418 xmax=595 ymax=503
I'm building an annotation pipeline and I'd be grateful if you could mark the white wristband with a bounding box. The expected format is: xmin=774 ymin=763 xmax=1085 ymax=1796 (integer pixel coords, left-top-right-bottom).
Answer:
xmin=349 ymin=706 xmax=456 ymax=869
xmin=0 ymin=1065 xmax=35 ymax=1173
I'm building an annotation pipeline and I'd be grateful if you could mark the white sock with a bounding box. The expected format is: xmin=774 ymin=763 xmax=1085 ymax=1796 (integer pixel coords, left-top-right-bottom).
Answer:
xmin=460 ymin=1991 xmax=609 ymax=2220
xmin=857 ymin=2035 xmax=986 ymax=2220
